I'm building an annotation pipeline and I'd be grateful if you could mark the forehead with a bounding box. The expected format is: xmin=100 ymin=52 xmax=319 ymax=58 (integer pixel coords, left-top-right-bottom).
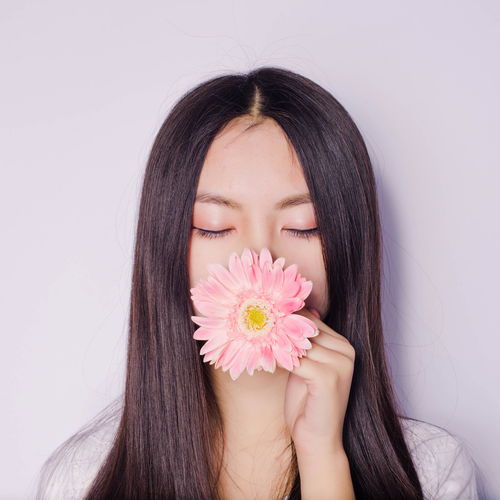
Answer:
xmin=196 ymin=117 xmax=309 ymax=207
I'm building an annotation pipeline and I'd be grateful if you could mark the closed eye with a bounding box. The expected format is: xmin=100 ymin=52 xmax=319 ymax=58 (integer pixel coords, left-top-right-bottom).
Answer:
xmin=192 ymin=227 xmax=319 ymax=240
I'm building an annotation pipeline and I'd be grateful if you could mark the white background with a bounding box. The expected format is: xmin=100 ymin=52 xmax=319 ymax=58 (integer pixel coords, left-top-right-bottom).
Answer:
xmin=1 ymin=1 xmax=498 ymax=498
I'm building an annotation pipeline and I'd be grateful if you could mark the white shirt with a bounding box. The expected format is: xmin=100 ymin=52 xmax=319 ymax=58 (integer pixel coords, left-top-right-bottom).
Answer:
xmin=37 ymin=416 xmax=480 ymax=499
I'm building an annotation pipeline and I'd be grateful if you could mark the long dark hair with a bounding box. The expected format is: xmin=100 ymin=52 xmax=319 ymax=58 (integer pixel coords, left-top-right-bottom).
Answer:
xmin=38 ymin=66 xmax=424 ymax=499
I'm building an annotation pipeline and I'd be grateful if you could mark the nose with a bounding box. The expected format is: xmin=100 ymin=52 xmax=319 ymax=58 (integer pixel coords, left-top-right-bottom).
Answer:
xmin=237 ymin=227 xmax=281 ymax=264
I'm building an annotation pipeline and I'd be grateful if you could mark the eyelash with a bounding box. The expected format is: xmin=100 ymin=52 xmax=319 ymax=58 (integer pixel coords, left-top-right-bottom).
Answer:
xmin=193 ymin=227 xmax=319 ymax=240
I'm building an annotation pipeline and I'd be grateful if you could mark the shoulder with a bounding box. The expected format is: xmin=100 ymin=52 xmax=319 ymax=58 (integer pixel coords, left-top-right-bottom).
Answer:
xmin=37 ymin=415 xmax=119 ymax=499
xmin=399 ymin=416 xmax=479 ymax=499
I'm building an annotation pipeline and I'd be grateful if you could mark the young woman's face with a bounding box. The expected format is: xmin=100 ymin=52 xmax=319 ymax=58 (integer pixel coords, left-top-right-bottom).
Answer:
xmin=188 ymin=116 xmax=329 ymax=318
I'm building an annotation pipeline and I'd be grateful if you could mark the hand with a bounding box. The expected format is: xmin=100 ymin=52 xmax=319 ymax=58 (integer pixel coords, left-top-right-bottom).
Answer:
xmin=283 ymin=307 xmax=356 ymax=458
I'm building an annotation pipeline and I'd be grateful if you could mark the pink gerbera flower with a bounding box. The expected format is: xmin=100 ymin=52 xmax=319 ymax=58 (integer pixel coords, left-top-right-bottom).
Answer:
xmin=190 ymin=247 xmax=319 ymax=381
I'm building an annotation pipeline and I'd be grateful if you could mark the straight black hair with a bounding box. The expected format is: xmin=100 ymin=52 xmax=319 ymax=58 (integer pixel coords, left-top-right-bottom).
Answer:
xmin=37 ymin=66 xmax=424 ymax=499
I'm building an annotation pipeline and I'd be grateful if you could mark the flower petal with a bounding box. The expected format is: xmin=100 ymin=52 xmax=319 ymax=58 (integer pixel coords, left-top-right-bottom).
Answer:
xmin=202 ymin=276 xmax=238 ymax=304
xmin=281 ymin=313 xmax=317 ymax=338
xmin=228 ymin=252 xmax=251 ymax=288
xmin=272 ymin=343 xmax=293 ymax=371
xmin=229 ymin=344 xmax=254 ymax=380
xmin=247 ymin=263 xmax=262 ymax=290
xmin=296 ymin=279 xmax=313 ymax=301
xmin=217 ymin=338 xmax=245 ymax=369
xmin=207 ymin=263 xmax=242 ymax=293
xmin=203 ymin=343 xmax=227 ymax=364
xmin=193 ymin=327 xmax=215 ymax=341
xmin=270 ymin=266 xmax=285 ymax=296
xmin=276 ymin=296 xmax=304 ymax=315
xmin=280 ymin=264 xmax=301 ymax=297
xmin=258 ymin=247 xmax=273 ymax=269
xmin=274 ymin=331 xmax=294 ymax=352
xmin=261 ymin=345 xmax=276 ymax=372
xmin=283 ymin=263 xmax=298 ymax=282
xmin=274 ymin=256 xmax=285 ymax=269
xmin=246 ymin=348 xmax=262 ymax=375
xmin=191 ymin=276 xmax=235 ymax=305
xmin=240 ymin=247 xmax=255 ymax=269
xmin=194 ymin=300 xmax=231 ymax=318
xmin=199 ymin=334 xmax=228 ymax=355
xmin=261 ymin=262 xmax=274 ymax=290
xmin=191 ymin=315 xmax=227 ymax=329
xmin=295 ymin=337 xmax=312 ymax=349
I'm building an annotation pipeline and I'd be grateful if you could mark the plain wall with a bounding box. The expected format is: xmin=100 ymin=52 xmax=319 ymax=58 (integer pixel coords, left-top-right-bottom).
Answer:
xmin=1 ymin=1 xmax=498 ymax=498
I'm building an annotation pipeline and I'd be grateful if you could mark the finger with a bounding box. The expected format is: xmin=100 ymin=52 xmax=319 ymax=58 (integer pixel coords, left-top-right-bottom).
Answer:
xmin=309 ymin=332 xmax=356 ymax=362
xmin=306 ymin=335 xmax=355 ymax=363
xmin=296 ymin=309 xmax=350 ymax=343
xmin=286 ymin=354 xmax=327 ymax=382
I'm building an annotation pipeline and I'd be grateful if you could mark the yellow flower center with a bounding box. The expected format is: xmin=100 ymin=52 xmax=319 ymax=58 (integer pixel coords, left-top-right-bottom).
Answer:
xmin=244 ymin=306 xmax=267 ymax=331
xmin=237 ymin=298 xmax=275 ymax=338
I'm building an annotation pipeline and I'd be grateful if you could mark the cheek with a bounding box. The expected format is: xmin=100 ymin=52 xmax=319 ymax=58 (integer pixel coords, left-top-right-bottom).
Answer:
xmin=285 ymin=244 xmax=328 ymax=312
xmin=188 ymin=239 xmax=208 ymax=317
xmin=303 ymin=269 xmax=328 ymax=314
xmin=188 ymin=238 xmax=209 ymax=289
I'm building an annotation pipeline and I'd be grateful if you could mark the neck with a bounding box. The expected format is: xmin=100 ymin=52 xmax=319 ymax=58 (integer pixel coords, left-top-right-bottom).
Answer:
xmin=210 ymin=365 xmax=292 ymax=450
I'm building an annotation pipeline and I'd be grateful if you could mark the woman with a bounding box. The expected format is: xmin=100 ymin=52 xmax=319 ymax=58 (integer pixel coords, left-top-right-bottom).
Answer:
xmin=36 ymin=66 xmax=480 ymax=499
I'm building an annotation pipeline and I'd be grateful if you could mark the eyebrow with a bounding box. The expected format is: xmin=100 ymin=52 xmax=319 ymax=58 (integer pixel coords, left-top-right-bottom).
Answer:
xmin=194 ymin=191 xmax=312 ymax=210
